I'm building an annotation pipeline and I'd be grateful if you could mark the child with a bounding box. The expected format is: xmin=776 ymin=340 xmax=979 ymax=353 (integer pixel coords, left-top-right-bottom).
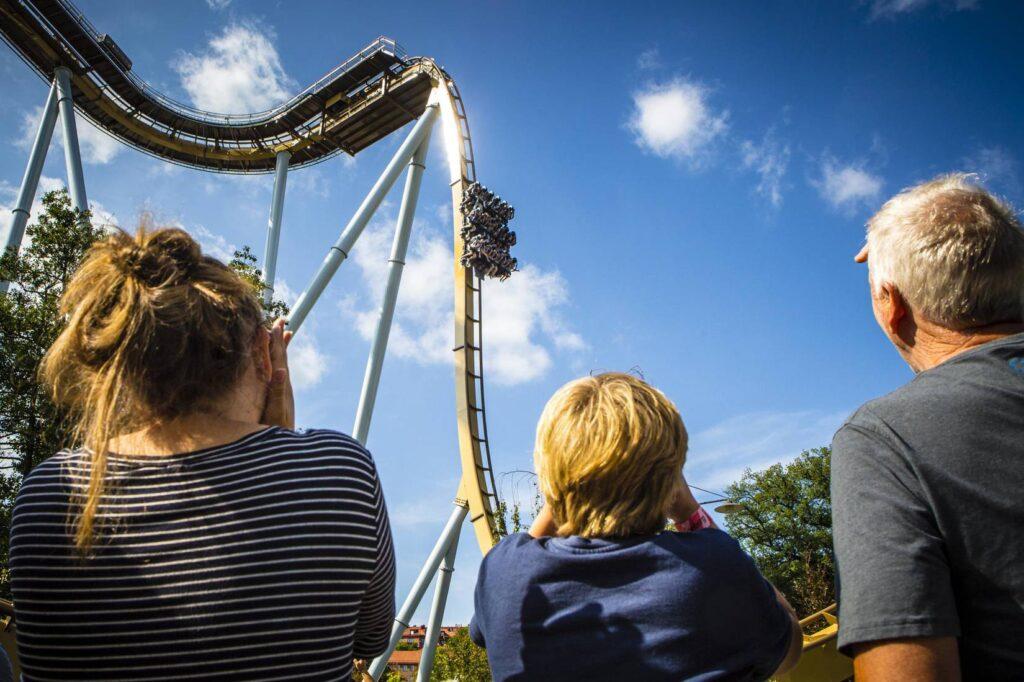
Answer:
xmin=469 ymin=373 xmax=801 ymax=681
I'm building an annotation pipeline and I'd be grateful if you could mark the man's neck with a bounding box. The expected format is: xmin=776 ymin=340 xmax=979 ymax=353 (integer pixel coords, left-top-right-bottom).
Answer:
xmin=908 ymin=321 xmax=1024 ymax=371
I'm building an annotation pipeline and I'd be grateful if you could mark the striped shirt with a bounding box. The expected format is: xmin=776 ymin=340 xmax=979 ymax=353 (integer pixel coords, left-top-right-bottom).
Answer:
xmin=10 ymin=427 xmax=396 ymax=681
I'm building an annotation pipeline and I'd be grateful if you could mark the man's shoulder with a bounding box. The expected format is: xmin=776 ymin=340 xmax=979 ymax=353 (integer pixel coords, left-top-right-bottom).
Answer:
xmin=852 ymin=334 xmax=1024 ymax=424
xmin=837 ymin=370 xmax=958 ymax=447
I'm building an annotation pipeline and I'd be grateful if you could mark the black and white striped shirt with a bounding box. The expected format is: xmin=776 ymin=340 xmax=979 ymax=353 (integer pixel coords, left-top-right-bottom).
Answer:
xmin=10 ymin=427 xmax=396 ymax=681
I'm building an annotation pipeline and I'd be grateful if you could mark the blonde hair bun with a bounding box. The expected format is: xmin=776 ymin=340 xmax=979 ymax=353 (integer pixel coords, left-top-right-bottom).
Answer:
xmin=109 ymin=228 xmax=202 ymax=287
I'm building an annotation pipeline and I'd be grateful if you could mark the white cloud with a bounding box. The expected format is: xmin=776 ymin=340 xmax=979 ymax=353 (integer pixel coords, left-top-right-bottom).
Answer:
xmin=815 ymin=157 xmax=883 ymax=211
xmin=868 ymin=0 xmax=979 ymax=18
xmin=271 ymin=278 xmax=298 ymax=307
xmin=341 ymin=217 xmax=584 ymax=386
xmin=686 ymin=409 xmax=849 ymax=492
xmin=741 ymin=131 xmax=790 ymax=207
xmin=174 ymin=24 xmax=295 ymax=114
xmin=189 ymin=224 xmax=237 ymax=263
xmin=19 ymin=106 xmax=122 ymax=165
xmin=627 ymin=78 xmax=728 ymax=162
xmin=288 ymin=333 xmax=327 ymax=390
xmin=289 ymin=167 xmax=330 ymax=199
xmin=636 ymin=47 xmax=661 ymax=71
xmin=963 ymin=146 xmax=1021 ymax=199
xmin=206 ymin=0 xmax=231 ymax=9
xmin=483 ymin=265 xmax=587 ymax=383
xmin=88 ymin=199 xmax=119 ymax=230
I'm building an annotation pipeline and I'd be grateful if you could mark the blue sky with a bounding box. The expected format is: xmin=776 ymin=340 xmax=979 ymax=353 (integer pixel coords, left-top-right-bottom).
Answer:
xmin=2 ymin=0 xmax=1022 ymax=623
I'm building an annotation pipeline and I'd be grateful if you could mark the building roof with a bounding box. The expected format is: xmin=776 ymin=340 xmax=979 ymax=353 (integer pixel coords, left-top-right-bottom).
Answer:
xmin=389 ymin=650 xmax=422 ymax=665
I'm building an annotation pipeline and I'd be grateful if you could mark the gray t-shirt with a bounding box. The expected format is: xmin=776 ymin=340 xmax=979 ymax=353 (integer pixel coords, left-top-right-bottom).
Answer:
xmin=831 ymin=333 xmax=1024 ymax=680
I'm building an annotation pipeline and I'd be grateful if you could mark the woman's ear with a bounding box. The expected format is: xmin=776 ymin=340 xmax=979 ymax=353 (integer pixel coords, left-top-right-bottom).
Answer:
xmin=254 ymin=327 xmax=272 ymax=382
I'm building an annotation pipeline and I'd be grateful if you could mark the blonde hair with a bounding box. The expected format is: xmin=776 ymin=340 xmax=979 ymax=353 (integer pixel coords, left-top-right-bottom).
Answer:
xmin=533 ymin=372 xmax=688 ymax=538
xmin=41 ymin=224 xmax=263 ymax=553
xmin=867 ymin=173 xmax=1024 ymax=329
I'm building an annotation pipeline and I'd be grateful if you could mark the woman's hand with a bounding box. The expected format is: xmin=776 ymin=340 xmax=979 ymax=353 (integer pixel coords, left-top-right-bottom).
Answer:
xmin=352 ymin=659 xmax=373 ymax=682
xmin=260 ymin=318 xmax=294 ymax=430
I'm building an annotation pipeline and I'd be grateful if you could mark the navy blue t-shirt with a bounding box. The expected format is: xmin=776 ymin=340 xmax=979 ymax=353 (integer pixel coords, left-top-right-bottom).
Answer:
xmin=470 ymin=530 xmax=791 ymax=681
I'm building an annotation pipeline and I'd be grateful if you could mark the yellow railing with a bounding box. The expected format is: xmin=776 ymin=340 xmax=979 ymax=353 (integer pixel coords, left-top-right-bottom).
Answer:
xmin=773 ymin=604 xmax=852 ymax=682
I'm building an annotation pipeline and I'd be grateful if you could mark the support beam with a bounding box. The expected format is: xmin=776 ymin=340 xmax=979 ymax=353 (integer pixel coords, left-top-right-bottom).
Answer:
xmin=1 ymin=82 xmax=58 ymax=294
xmin=368 ymin=501 xmax=468 ymax=681
xmin=54 ymin=67 xmax=88 ymax=214
xmin=286 ymin=104 xmax=438 ymax=333
xmin=262 ymin=150 xmax=290 ymax=306
xmin=416 ymin=526 xmax=461 ymax=682
xmin=352 ymin=136 xmax=430 ymax=444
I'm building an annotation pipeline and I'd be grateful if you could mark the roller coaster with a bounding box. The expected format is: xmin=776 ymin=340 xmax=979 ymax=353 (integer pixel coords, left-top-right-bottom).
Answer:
xmin=0 ymin=1 xmax=850 ymax=680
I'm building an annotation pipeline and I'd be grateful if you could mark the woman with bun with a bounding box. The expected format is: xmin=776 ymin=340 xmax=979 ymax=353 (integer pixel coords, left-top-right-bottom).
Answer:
xmin=9 ymin=226 xmax=395 ymax=681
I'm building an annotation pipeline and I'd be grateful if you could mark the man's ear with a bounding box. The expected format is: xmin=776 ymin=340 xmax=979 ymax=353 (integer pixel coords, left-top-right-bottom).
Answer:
xmin=254 ymin=327 xmax=272 ymax=382
xmin=880 ymin=283 xmax=908 ymax=338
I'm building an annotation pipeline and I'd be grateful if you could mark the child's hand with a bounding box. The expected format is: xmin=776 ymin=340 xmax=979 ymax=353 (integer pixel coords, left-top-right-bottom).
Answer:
xmin=529 ymin=504 xmax=559 ymax=538
xmin=666 ymin=474 xmax=701 ymax=523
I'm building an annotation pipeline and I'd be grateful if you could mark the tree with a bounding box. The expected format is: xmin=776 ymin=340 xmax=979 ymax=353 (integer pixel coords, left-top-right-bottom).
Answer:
xmin=723 ymin=447 xmax=834 ymax=618
xmin=492 ymin=470 xmax=542 ymax=541
xmin=0 ymin=192 xmax=283 ymax=598
xmin=0 ymin=191 xmax=102 ymax=480
xmin=430 ymin=628 xmax=490 ymax=682
xmin=229 ymin=245 xmax=289 ymax=320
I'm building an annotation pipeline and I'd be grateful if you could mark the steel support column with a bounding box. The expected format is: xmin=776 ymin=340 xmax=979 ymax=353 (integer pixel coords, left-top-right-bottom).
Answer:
xmin=416 ymin=527 xmax=461 ymax=682
xmin=1 ymin=82 xmax=58 ymax=294
xmin=262 ymin=151 xmax=290 ymax=306
xmin=54 ymin=67 xmax=87 ymax=214
xmin=352 ymin=136 xmax=430 ymax=444
xmin=287 ymin=104 xmax=438 ymax=333
xmin=368 ymin=501 xmax=468 ymax=680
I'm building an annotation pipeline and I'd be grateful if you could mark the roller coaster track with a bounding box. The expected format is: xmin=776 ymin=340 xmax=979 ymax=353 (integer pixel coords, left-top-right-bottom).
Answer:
xmin=1 ymin=0 xmax=436 ymax=172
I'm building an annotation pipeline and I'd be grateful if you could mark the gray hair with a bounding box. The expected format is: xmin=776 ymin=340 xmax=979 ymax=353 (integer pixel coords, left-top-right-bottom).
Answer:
xmin=867 ymin=173 xmax=1024 ymax=330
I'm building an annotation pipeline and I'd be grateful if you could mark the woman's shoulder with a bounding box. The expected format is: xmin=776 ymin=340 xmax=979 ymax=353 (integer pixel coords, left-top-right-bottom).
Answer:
xmin=12 ymin=450 xmax=82 ymax=516
xmin=18 ymin=449 xmax=82 ymax=490
xmin=270 ymin=426 xmax=366 ymax=450
xmin=263 ymin=427 xmax=378 ymax=470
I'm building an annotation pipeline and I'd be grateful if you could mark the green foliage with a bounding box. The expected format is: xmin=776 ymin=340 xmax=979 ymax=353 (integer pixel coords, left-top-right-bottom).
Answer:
xmin=395 ymin=640 xmax=419 ymax=651
xmin=492 ymin=499 xmax=522 ymax=539
xmin=724 ymin=447 xmax=834 ymax=617
xmin=0 ymin=190 xmax=101 ymax=598
xmin=229 ymin=245 xmax=289 ymax=321
xmin=430 ymin=627 xmax=491 ymax=682
xmin=492 ymin=472 xmax=543 ymax=541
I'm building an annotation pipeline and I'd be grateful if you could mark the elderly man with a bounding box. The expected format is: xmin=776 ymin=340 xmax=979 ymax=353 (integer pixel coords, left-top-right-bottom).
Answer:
xmin=832 ymin=173 xmax=1024 ymax=681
